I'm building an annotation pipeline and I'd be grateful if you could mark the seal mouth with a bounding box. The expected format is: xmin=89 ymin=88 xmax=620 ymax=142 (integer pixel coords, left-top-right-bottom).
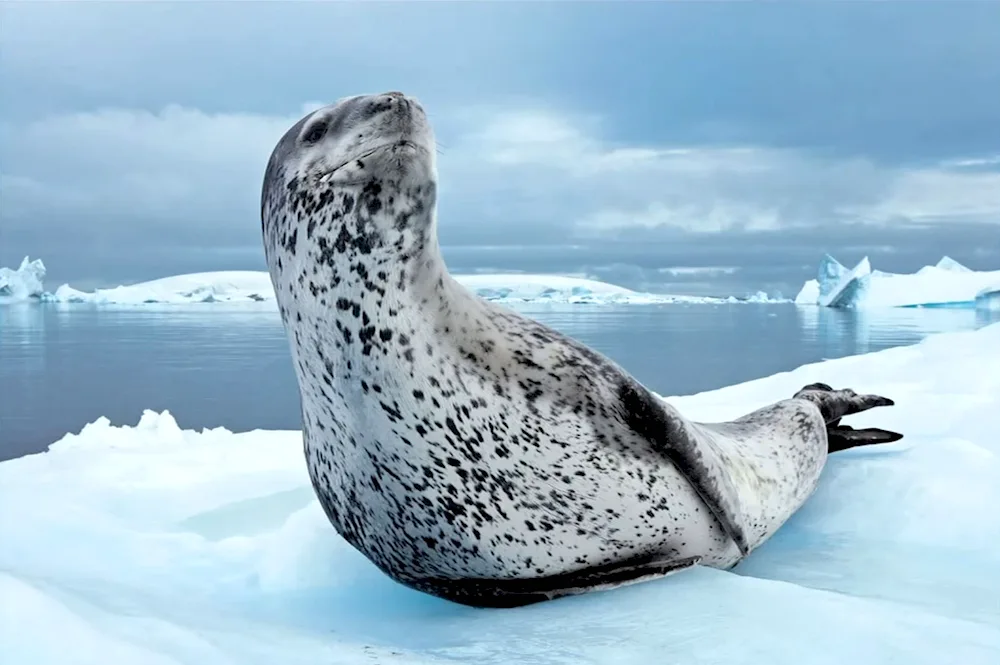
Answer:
xmin=317 ymin=146 xmax=382 ymax=182
xmin=316 ymin=140 xmax=421 ymax=183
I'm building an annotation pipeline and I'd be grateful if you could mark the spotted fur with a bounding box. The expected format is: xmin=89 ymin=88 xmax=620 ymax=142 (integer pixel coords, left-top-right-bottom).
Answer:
xmin=260 ymin=92 xmax=894 ymax=608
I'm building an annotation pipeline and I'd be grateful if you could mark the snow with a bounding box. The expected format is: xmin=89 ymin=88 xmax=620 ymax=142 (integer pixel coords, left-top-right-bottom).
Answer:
xmin=0 ymin=256 xmax=786 ymax=306
xmin=2 ymin=322 xmax=998 ymax=664
xmin=796 ymin=254 xmax=1000 ymax=309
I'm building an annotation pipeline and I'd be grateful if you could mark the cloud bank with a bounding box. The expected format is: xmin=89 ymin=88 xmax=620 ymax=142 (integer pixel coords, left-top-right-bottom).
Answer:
xmin=2 ymin=1 xmax=999 ymax=291
xmin=3 ymin=103 xmax=997 ymax=249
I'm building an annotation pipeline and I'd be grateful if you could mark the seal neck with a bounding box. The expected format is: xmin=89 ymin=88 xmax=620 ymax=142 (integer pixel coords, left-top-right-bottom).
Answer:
xmin=307 ymin=178 xmax=447 ymax=310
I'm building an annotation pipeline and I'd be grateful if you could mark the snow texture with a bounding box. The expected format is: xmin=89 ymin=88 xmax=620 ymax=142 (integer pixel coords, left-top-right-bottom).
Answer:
xmin=2 ymin=323 xmax=999 ymax=664
xmin=0 ymin=257 xmax=784 ymax=306
xmin=795 ymin=254 xmax=1000 ymax=309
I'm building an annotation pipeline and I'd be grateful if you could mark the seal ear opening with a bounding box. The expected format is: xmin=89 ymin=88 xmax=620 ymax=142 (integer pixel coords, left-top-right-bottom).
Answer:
xmin=300 ymin=117 xmax=329 ymax=145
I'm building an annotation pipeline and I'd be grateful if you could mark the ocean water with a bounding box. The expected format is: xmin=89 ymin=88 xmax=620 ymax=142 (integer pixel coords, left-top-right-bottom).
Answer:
xmin=2 ymin=301 xmax=997 ymax=462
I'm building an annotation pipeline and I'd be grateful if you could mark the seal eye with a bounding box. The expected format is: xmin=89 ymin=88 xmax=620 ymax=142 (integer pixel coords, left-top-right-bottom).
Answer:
xmin=301 ymin=120 xmax=328 ymax=145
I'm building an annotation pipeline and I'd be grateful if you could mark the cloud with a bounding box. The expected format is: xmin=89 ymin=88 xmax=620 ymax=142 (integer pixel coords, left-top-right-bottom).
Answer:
xmin=658 ymin=266 xmax=741 ymax=277
xmin=853 ymin=168 xmax=1000 ymax=224
xmin=445 ymin=108 xmax=1000 ymax=236
xmin=4 ymin=2 xmax=999 ymax=164
xmin=4 ymin=103 xmax=999 ymax=242
xmin=2 ymin=1 xmax=997 ymax=293
xmin=0 ymin=105 xmax=309 ymax=237
xmin=1 ymin=102 xmax=998 ymax=289
xmin=940 ymin=155 xmax=1000 ymax=169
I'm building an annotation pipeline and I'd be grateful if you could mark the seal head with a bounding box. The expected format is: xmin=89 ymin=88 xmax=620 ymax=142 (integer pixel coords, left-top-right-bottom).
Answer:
xmin=262 ymin=92 xmax=438 ymax=297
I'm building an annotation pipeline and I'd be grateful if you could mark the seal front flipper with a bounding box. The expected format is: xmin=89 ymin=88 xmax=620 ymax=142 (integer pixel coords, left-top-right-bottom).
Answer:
xmin=412 ymin=555 xmax=702 ymax=608
xmin=617 ymin=379 xmax=753 ymax=557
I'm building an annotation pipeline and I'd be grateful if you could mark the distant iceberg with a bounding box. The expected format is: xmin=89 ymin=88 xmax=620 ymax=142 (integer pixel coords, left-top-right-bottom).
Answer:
xmin=453 ymin=274 xmax=737 ymax=305
xmin=0 ymin=257 xmax=788 ymax=306
xmin=48 ymin=271 xmax=277 ymax=305
xmin=2 ymin=322 xmax=998 ymax=663
xmin=795 ymin=254 xmax=1000 ymax=309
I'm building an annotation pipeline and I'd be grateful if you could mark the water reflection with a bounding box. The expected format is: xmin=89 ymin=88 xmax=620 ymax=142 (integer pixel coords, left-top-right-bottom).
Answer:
xmin=0 ymin=303 xmax=47 ymax=374
xmin=1 ymin=301 xmax=996 ymax=461
xmin=796 ymin=303 xmax=998 ymax=359
xmin=46 ymin=300 xmax=281 ymax=328
xmin=0 ymin=302 xmax=47 ymax=342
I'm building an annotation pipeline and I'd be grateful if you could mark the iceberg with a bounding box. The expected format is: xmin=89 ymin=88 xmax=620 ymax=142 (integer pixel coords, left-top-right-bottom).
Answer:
xmin=0 ymin=256 xmax=46 ymax=301
xmin=934 ymin=255 xmax=973 ymax=273
xmin=2 ymin=322 xmax=998 ymax=664
xmin=0 ymin=257 xmax=788 ymax=306
xmin=795 ymin=254 xmax=1000 ymax=309
xmin=48 ymin=270 xmax=277 ymax=305
xmin=977 ymin=286 xmax=1000 ymax=312
xmin=819 ymin=255 xmax=872 ymax=308
xmin=452 ymin=273 xmax=726 ymax=305
xmin=725 ymin=289 xmax=786 ymax=304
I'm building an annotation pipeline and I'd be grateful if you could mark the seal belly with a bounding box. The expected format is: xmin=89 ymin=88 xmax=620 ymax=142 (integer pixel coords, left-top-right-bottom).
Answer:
xmin=296 ymin=334 xmax=737 ymax=581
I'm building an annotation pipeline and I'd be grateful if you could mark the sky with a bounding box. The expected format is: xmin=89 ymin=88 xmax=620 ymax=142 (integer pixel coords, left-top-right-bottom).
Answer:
xmin=1 ymin=1 xmax=999 ymax=297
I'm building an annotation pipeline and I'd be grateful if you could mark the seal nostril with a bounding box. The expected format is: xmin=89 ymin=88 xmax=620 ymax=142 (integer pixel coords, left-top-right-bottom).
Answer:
xmin=364 ymin=99 xmax=395 ymax=119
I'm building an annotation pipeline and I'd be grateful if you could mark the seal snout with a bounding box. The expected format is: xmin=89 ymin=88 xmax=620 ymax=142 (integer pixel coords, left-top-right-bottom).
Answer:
xmin=362 ymin=91 xmax=419 ymax=122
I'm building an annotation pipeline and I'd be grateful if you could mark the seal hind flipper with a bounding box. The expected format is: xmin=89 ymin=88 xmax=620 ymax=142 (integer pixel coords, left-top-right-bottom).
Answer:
xmin=410 ymin=555 xmax=702 ymax=609
xmin=827 ymin=425 xmax=903 ymax=453
xmin=793 ymin=383 xmax=895 ymax=426
xmin=617 ymin=379 xmax=753 ymax=557
xmin=793 ymin=383 xmax=903 ymax=452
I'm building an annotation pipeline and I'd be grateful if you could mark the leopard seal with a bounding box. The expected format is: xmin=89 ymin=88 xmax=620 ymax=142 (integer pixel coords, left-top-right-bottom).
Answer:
xmin=259 ymin=91 xmax=902 ymax=608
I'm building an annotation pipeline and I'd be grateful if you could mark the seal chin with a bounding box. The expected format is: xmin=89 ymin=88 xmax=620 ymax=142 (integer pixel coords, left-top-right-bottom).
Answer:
xmin=385 ymin=138 xmax=432 ymax=169
xmin=372 ymin=138 xmax=425 ymax=159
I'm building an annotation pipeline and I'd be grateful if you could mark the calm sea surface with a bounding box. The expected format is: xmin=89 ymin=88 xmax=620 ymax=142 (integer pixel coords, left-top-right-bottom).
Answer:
xmin=2 ymin=302 xmax=997 ymax=461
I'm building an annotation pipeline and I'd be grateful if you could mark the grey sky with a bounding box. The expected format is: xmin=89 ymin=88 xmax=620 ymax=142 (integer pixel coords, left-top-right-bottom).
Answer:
xmin=1 ymin=1 xmax=998 ymax=295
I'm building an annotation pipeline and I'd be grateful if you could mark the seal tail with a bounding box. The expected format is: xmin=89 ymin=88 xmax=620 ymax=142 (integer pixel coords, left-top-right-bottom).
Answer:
xmin=793 ymin=382 xmax=903 ymax=453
